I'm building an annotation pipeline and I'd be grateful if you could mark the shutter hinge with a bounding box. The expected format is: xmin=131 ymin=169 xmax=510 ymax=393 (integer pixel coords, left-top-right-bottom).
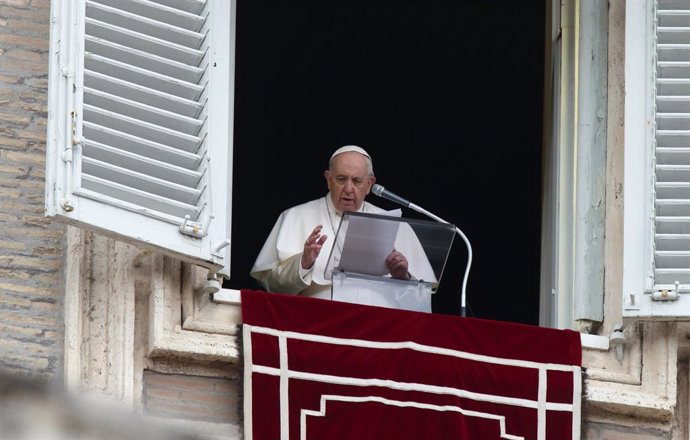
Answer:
xmin=60 ymin=110 xmax=81 ymax=212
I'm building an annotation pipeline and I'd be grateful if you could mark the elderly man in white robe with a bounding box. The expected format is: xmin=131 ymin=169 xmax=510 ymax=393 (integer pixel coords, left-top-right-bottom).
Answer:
xmin=250 ymin=145 xmax=413 ymax=299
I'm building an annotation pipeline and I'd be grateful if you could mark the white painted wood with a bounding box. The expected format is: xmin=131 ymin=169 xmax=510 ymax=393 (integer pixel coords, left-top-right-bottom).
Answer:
xmin=86 ymin=1 xmax=206 ymax=49
xmin=622 ymin=0 xmax=663 ymax=317
xmin=83 ymin=59 xmax=204 ymax=112
xmin=84 ymin=18 xmax=205 ymax=65
xmin=82 ymin=139 xmax=202 ymax=187
xmin=653 ymin=0 xmax=690 ymax=293
xmin=84 ymin=36 xmax=205 ymax=83
xmin=555 ymin=0 xmax=577 ymax=329
xmin=83 ymin=121 xmax=201 ymax=168
xmin=95 ymin=0 xmax=207 ymax=32
xmin=574 ymin=0 xmax=608 ymax=324
xmin=46 ymin=0 xmax=236 ymax=275
xmin=83 ymin=87 xmax=204 ymax=133
xmin=624 ymin=0 xmax=690 ymax=317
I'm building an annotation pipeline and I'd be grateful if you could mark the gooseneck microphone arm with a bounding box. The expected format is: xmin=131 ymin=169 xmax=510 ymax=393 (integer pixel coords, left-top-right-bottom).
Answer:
xmin=371 ymin=184 xmax=473 ymax=317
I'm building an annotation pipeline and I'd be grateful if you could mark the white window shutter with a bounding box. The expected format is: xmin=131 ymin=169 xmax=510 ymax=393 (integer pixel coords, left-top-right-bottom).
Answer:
xmin=653 ymin=0 xmax=690 ymax=289
xmin=46 ymin=0 xmax=235 ymax=276
xmin=624 ymin=0 xmax=690 ymax=318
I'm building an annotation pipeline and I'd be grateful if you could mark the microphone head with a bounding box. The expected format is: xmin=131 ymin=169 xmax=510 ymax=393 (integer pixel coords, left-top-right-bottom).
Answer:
xmin=371 ymin=184 xmax=384 ymax=196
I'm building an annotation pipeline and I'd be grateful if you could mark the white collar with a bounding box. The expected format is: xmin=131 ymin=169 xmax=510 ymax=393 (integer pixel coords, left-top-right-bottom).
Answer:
xmin=325 ymin=192 xmax=366 ymax=217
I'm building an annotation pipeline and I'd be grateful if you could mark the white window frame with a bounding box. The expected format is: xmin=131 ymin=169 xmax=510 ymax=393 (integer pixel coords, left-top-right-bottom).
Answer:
xmin=541 ymin=0 xmax=608 ymax=330
xmin=46 ymin=0 xmax=235 ymax=276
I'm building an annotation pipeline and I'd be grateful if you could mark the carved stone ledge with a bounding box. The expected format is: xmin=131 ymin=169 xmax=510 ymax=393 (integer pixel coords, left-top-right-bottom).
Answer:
xmin=147 ymin=256 xmax=240 ymax=364
xmin=583 ymin=322 xmax=678 ymax=421
xmin=64 ymin=229 xmax=243 ymax=412
xmin=180 ymin=263 xmax=241 ymax=336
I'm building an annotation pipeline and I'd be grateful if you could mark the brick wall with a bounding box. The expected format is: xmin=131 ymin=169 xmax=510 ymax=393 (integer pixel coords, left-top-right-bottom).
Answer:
xmin=583 ymin=421 xmax=671 ymax=440
xmin=0 ymin=0 xmax=65 ymax=381
xmin=143 ymin=370 xmax=240 ymax=425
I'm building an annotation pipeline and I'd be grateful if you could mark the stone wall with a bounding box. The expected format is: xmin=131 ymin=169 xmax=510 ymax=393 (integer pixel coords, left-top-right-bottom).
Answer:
xmin=0 ymin=5 xmax=243 ymax=437
xmin=143 ymin=370 xmax=240 ymax=425
xmin=0 ymin=0 xmax=65 ymax=381
xmin=583 ymin=422 xmax=672 ymax=440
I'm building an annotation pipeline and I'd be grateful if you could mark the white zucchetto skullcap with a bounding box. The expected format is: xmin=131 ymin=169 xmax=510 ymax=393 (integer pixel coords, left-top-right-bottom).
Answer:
xmin=330 ymin=145 xmax=371 ymax=160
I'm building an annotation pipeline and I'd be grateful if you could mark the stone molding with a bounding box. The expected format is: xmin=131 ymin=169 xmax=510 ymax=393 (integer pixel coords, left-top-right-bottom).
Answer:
xmin=64 ymin=227 xmax=242 ymax=410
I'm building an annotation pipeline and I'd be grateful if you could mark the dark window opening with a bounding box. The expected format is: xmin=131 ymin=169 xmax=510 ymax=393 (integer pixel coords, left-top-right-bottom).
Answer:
xmin=226 ymin=0 xmax=545 ymax=325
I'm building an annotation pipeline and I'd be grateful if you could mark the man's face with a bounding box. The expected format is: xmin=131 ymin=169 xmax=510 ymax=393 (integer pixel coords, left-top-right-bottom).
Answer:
xmin=325 ymin=152 xmax=376 ymax=212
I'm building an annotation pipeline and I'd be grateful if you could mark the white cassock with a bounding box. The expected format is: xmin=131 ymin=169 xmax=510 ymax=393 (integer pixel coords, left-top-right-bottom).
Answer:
xmin=250 ymin=193 xmax=438 ymax=307
xmin=250 ymin=194 xmax=383 ymax=298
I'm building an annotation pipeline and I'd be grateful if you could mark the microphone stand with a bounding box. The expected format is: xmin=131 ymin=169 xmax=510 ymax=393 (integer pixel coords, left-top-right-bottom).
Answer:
xmin=407 ymin=202 xmax=473 ymax=318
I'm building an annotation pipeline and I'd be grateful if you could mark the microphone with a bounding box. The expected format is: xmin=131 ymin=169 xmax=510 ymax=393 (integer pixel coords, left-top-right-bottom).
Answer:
xmin=371 ymin=184 xmax=411 ymax=208
xmin=370 ymin=182 xmax=473 ymax=318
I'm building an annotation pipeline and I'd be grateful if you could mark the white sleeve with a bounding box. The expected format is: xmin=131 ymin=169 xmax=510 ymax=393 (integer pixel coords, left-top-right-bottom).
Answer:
xmin=251 ymin=253 xmax=311 ymax=294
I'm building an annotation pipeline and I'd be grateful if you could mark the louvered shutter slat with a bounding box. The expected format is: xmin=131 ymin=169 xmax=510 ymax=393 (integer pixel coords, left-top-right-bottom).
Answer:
xmin=657 ymin=148 xmax=690 ymax=165
xmin=85 ymin=55 xmax=204 ymax=102
xmin=79 ymin=0 xmax=211 ymax=223
xmin=655 ymin=251 xmax=690 ymax=283
xmin=657 ymin=233 xmax=690 ymax=250
xmin=657 ymin=182 xmax=690 ymax=201
xmin=86 ymin=1 xmax=206 ymax=49
xmin=80 ymin=175 xmax=201 ymax=220
xmin=82 ymin=122 xmax=201 ymax=169
xmin=654 ymin=0 xmax=690 ymax=288
xmin=82 ymin=156 xmax=202 ymax=204
xmin=657 ymin=112 xmax=690 ymax=130
xmin=657 ymin=79 xmax=690 ymax=96
xmin=84 ymin=87 xmax=204 ymax=135
xmin=656 ymin=217 xmax=690 ymax=234
xmin=658 ymin=130 xmax=690 ymax=147
xmin=84 ymin=37 xmax=204 ymax=83
xmin=658 ymin=62 xmax=690 ymax=79
xmin=655 ymin=199 xmax=690 ymax=216
xmin=84 ymin=71 xmax=203 ymax=118
xmin=84 ymin=59 xmax=204 ymax=101
xmin=83 ymin=105 xmax=202 ymax=152
xmin=655 ymin=269 xmax=690 ymax=285
xmin=155 ymin=0 xmax=207 ymax=16
xmin=95 ymin=0 xmax=206 ymax=32
xmin=85 ymin=19 xmax=205 ymax=66
xmin=657 ymin=96 xmax=690 ymax=113
xmin=82 ymin=140 xmax=201 ymax=187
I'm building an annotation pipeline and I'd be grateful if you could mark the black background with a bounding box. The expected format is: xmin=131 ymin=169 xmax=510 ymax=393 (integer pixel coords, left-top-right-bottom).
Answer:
xmin=225 ymin=0 xmax=546 ymax=325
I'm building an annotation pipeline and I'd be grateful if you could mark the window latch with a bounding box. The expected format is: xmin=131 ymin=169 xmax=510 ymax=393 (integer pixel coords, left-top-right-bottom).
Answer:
xmin=652 ymin=281 xmax=680 ymax=301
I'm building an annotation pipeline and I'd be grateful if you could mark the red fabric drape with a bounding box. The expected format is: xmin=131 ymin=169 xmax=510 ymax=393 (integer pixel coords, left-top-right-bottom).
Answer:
xmin=242 ymin=289 xmax=582 ymax=440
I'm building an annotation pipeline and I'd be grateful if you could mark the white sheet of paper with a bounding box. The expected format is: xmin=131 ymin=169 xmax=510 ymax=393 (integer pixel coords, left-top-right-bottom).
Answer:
xmin=337 ymin=209 xmax=402 ymax=276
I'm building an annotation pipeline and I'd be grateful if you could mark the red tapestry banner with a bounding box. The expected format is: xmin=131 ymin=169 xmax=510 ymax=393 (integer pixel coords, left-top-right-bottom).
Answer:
xmin=241 ymin=289 xmax=582 ymax=440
